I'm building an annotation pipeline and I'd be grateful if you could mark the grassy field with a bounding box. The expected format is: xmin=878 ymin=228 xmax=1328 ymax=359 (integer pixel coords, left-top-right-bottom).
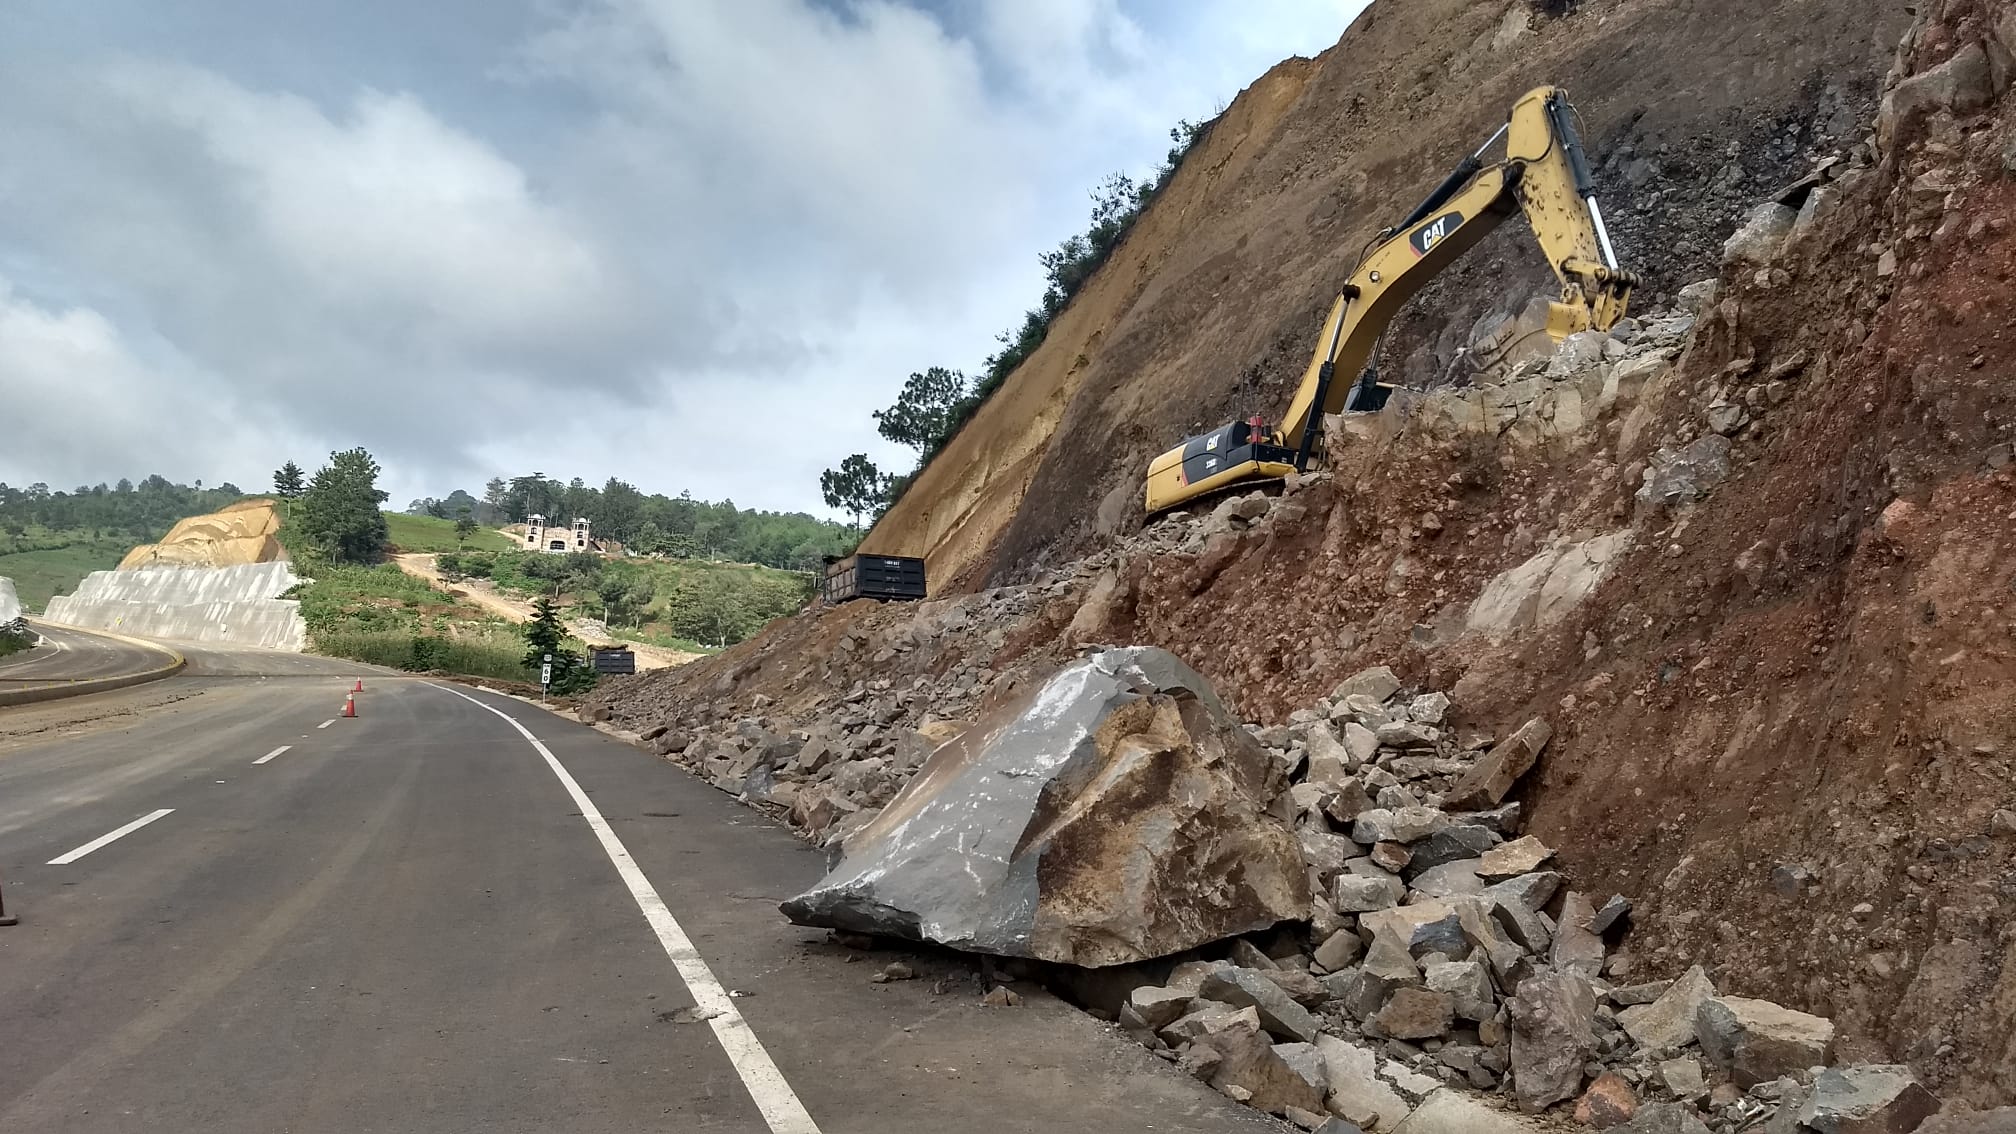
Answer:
xmin=383 ymin=512 xmax=517 ymax=554
xmin=288 ymin=559 xmax=559 ymax=681
xmin=0 ymin=533 xmax=136 ymax=611
xmin=438 ymin=548 xmax=812 ymax=649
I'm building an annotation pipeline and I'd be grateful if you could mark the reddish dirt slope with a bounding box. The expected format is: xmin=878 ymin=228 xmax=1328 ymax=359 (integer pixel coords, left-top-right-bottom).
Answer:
xmin=599 ymin=0 xmax=2016 ymax=1108
xmin=866 ymin=0 xmax=1908 ymax=592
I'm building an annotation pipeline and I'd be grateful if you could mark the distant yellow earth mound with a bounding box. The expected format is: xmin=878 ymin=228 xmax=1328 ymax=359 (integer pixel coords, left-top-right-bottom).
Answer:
xmin=118 ymin=498 xmax=289 ymax=569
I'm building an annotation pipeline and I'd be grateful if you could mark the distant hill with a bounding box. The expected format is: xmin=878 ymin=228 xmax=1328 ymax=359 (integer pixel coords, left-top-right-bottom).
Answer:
xmin=0 ymin=476 xmax=250 ymax=611
xmin=384 ymin=512 xmax=517 ymax=554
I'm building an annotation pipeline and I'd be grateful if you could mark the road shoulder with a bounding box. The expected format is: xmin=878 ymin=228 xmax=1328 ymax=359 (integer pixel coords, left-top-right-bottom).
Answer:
xmin=0 ymin=623 xmax=185 ymax=708
xmin=442 ymin=683 xmax=1285 ymax=1134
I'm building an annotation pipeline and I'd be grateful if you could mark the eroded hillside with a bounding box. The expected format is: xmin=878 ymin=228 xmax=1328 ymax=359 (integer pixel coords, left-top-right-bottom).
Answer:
xmin=591 ymin=0 xmax=2016 ymax=1122
xmin=868 ymin=0 xmax=1908 ymax=591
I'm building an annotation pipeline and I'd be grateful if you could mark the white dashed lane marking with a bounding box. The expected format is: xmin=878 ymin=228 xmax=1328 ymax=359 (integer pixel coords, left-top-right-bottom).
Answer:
xmin=48 ymin=809 xmax=176 ymax=866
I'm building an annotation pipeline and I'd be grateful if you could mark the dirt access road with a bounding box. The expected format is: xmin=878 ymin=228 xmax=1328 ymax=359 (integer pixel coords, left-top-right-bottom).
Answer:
xmin=391 ymin=554 xmax=700 ymax=671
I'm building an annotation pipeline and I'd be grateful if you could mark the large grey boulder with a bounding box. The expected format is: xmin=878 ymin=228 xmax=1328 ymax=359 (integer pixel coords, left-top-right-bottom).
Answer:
xmin=1879 ymin=41 xmax=1995 ymax=148
xmin=1695 ymin=995 xmax=1834 ymax=1088
xmin=1199 ymin=967 xmax=1322 ymax=1042
xmin=1194 ymin=1015 xmax=1328 ymax=1118
xmin=1637 ymin=435 xmax=1732 ymax=509
xmin=780 ymin=647 xmax=1309 ymax=966
xmin=1620 ymin=965 xmax=1717 ymax=1051
xmin=1797 ymin=1064 xmax=1941 ymax=1133
xmin=1444 ymin=719 xmax=1550 ymax=810
xmin=1510 ymin=969 xmax=1596 ymax=1112
xmin=1722 ymin=202 xmax=1797 ymax=266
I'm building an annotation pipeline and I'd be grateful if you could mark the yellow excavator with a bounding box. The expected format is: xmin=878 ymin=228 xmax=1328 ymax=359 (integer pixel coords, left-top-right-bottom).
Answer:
xmin=1144 ymin=86 xmax=1638 ymax=514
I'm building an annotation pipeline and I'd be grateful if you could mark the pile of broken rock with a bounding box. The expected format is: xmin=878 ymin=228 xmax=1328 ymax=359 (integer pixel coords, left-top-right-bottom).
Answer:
xmin=1092 ymin=664 xmax=1946 ymax=1133
xmin=769 ymin=649 xmax=1960 ymax=1134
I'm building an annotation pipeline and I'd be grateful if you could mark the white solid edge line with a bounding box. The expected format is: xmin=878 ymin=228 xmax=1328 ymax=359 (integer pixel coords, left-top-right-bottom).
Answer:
xmin=423 ymin=682 xmax=821 ymax=1134
xmin=254 ymin=745 xmax=292 ymax=765
xmin=317 ymin=720 xmax=335 ymax=729
xmin=49 ymin=808 xmax=176 ymax=865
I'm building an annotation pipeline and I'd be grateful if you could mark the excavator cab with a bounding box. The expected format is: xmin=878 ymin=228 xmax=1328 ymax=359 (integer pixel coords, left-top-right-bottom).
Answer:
xmin=1143 ymin=416 xmax=1300 ymax=512
xmin=1142 ymin=86 xmax=1636 ymax=517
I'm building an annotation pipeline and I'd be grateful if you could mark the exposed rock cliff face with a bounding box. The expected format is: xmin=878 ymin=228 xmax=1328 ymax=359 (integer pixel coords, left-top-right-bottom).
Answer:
xmin=865 ymin=0 xmax=1907 ymax=592
xmin=596 ymin=0 xmax=2016 ymax=1114
xmin=117 ymin=498 xmax=288 ymax=569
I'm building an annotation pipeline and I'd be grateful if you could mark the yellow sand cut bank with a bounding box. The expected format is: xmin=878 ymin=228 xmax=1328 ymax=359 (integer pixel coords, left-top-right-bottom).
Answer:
xmin=118 ymin=498 xmax=288 ymax=569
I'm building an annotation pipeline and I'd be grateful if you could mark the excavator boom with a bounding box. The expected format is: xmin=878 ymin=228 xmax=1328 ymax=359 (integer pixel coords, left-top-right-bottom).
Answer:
xmin=1144 ymin=87 xmax=1636 ymax=514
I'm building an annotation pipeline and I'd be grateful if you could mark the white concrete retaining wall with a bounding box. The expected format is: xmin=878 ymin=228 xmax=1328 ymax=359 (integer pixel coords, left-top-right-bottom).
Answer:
xmin=0 ymin=577 xmax=20 ymax=625
xmin=43 ymin=562 xmax=307 ymax=651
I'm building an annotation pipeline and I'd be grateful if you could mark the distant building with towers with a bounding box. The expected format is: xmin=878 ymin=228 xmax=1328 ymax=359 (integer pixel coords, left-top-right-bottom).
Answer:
xmin=524 ymin=515 xmax=594 ymax=554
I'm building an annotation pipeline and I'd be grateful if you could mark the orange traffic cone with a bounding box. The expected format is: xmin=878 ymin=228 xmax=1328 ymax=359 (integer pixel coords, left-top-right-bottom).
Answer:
xmin=342 ymin=692 xmax=358 ymax=718
xmin=352 ymin=678 xmax=364 ymax=693
xmin=0 ymin=872 xmax=18 ymax=926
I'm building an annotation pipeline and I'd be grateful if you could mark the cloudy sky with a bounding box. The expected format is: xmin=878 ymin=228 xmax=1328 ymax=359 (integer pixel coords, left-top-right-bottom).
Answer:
xmin=0 ymin=0 xmax=1363 ymax=516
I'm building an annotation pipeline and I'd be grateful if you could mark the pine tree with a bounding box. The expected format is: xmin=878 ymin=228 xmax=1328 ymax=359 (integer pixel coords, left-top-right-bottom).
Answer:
xmin=273 ymin=462 xmax=304 ymax=499
xmin=523 ymin=597 xmax=566 ymax=668
xmin=273 ymin=461 xmax=306 ymax=519
xmin=819 ymin=454 xmax=890 ymax=528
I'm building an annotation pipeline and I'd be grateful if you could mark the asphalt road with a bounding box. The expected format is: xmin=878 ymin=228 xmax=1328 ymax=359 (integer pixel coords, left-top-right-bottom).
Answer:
xmin=0 ymin=622 xmax=180 ymax=696
xmin=0 ymin=643 xmax=1285 ymax=1134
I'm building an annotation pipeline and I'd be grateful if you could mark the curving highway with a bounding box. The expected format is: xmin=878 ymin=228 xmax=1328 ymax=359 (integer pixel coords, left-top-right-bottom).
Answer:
xmin=0 ymin=622 xmax=185 ymax=705
xmin=0 ymin=641 xmax=1281 ymax=1134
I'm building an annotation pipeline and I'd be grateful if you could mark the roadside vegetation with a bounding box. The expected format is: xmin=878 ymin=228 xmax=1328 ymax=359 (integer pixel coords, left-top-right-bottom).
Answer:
xmin=435 ymin=548 xmax=809 ymax=649
xmin=274 ymin=449 xmax=547 ymax=681
xmin=287 ymin=560 xmax=543 ymax=682
xmin=818 ymin=116 xmax=1214 ymax=527
xmin=0 ymin=627 xmax=33 ymax=658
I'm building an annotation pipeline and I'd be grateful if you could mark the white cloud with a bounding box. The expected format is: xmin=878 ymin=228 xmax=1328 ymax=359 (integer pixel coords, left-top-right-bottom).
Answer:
xmin=0 ymin=1 xmax=1366 ymax=515
xmin=0 ymin=275 xmax=308 ymax=491
xmin=136 ymin=76 xmax=606 ymax=342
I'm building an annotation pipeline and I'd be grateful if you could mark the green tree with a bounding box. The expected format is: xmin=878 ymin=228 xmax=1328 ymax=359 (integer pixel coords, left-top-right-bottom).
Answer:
xmin=673 ymin=572 xmax=752 ymax=647
xmin=597 ymin=574 xmax=632 ymax=625
xmin=599 ymin=477 xmax=644 ymax=543
xmin=296 ymin=448 xmax=390 ymax=564
xmin=820 ymin=454 xmax=889 ymax=528
xmin=454 ymin=509 xmax=478 ymax=546
xmin=872 ymin=366 xmax=970 ymax=454
xmin=624 ymin=576 xmax=656 ymax=628
xmin=273 ymin=462 xmax=305 ymax=500
xmin=482 ymin=477 xmax=510 ymax=522
xmin=273 ymin=461 xmax=306 ymax=519
xmin=523 ymin=596 xmax=566 ymax=668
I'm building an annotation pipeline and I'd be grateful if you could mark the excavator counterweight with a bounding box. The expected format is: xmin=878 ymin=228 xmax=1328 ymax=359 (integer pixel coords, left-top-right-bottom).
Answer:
xmin=1144 ymin=87 xmax=1637 ymax=515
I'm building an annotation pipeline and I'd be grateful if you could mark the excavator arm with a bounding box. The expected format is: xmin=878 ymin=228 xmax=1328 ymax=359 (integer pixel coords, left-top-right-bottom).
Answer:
xmin=1144 ymin=87 xmax=1636 ymax=514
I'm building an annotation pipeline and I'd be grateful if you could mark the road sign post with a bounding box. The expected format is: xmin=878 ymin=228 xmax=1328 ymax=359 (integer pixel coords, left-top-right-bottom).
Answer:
xmin=541 ymin=653 xmax=553 ymax=698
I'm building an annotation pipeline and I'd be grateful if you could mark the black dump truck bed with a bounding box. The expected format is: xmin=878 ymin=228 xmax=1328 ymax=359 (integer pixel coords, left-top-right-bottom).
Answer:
xmin=822 ymin=554 xmax=926 ymax=603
